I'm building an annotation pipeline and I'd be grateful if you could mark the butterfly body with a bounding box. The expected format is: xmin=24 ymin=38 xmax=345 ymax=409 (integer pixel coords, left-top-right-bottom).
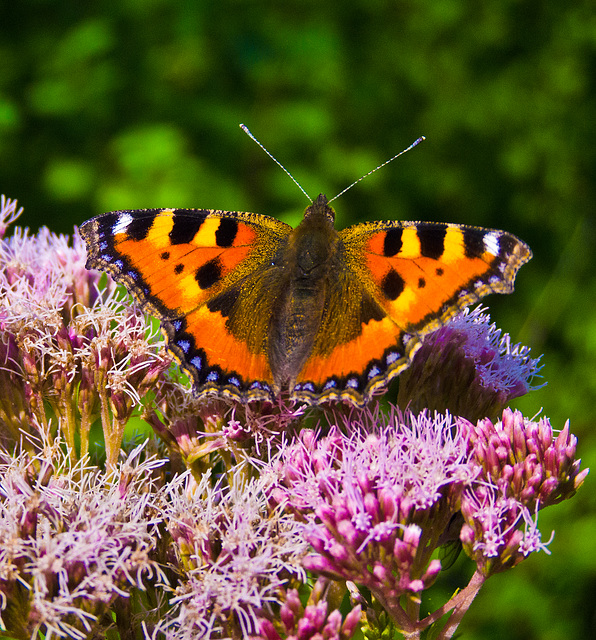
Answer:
xmin=80 ymin=194 xmax=531 ymax=406
xmin=268 ymin=195 xmax=339 ymax=387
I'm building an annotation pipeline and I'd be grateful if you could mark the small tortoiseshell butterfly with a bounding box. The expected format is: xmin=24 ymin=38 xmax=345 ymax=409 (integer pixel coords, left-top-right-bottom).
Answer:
xmin=80 ymin=191 xmax=531 ymax=406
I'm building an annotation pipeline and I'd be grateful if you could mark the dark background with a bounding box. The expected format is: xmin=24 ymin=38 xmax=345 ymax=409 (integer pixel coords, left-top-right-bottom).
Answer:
xmin=1 ymin=1 xmax=594 ymax=637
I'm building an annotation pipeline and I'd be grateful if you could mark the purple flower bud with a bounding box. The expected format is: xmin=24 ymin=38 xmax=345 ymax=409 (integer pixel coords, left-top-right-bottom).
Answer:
xmin=378 ymin=488 xmax=398 ymax=519
xmin=424 ymin=559 xmax=442 ymax=582
xmin=337 ymin=518 xmax=359 ymax=547
xmin=324 ymin=609 xmax=343 ymax=634
xmin=356 ymin=471 xmax=372 ymax=494
xmin=257 ymin=618 xmax=281 ymax=640
xmin=402 ymin=523 xmax=422 ymax=547
xmin=363 ymin=492 xmax=380 ymax=520
xmin=317 ymin=503 xmax=338 ymax=527
xmin=398 ymin=307 xmax=542 ymax=421
xmin=280 ymin=589 xmax=300 ymax=630
xmin=303 ymin=554 xmax=340 ymax=577
xmin=342 ymin=606 xmax=362 ymax=636
xmin=328 ymin=540 xmax=350 ymax=563
xmin=307 ymin=530 xmax=330 ymax=555
xmin=408 ymin=579 xmax=425 ymax=593
xmin=372 ymin=562 xmax=390 ymax=583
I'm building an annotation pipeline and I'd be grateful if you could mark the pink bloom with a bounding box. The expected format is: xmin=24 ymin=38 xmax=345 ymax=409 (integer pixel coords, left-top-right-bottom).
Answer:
xmin=273 ymin=408 xmax=475 ymax=606
xmin=398 ymin=306 xmax=542 ymax=421
xmin=460 ymin=408 xmax=588 ymax=575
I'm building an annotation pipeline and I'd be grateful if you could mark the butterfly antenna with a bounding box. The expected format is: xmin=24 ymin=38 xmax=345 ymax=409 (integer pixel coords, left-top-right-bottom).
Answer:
xmin=240 ymin=124 xmax=312 ymax=202
xmin=328 ymin=136 xmax=426 ymax=204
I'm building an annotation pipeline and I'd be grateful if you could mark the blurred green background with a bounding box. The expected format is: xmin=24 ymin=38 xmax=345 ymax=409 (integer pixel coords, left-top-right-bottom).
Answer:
xmin=1 ymin=0 xmax=594 ymax=637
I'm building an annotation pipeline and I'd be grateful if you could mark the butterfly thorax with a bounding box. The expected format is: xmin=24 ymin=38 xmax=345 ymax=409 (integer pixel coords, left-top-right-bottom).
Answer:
xmin=269 ymin=195 xmax=339 ymax=388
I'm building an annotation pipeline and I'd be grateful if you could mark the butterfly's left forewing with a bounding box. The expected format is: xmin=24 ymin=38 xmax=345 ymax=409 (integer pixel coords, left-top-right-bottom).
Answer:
xmin=81 ymin=207 xmax=292 ymax=402
xmin=292 ymin=219 xmax=531 ymax=406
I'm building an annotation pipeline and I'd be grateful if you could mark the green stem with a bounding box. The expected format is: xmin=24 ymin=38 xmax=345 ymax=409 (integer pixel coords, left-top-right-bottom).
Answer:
xmin=418 ymin=569 xmax=486 ymax=639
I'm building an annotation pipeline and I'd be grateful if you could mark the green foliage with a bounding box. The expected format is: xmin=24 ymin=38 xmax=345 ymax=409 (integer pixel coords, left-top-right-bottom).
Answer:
xmin=0 ymin=2 xmax=593 ymax=638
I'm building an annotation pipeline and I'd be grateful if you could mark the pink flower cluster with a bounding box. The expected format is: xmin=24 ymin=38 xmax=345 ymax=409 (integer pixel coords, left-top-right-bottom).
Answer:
xmin=269 ymin=406 xmax=587 ymax=636
xmin=0 ymin=195 xmax=589 ymax=640
xmin=0 ymin=197 xmax=172 ymax=466
xmin=254 ymin=580 xmax=361 ymax=640
xmin=460 ymin=408 xmax=588 ymax=575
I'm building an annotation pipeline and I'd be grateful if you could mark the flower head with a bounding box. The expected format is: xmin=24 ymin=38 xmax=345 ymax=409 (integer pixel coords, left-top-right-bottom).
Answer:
xmin=0 ymin=441 xmax=168 ymax=639
xmin=459 ymin=408 xmax=588 ymax=575
xmin=398 ymin=307 xmax=543 ymax=421
xmin=144 ymin=387 xmax=307 ymax=478
xmin=253 ymin=579 xmax=362 ymax=640
xmin=0 ymin=197 xmax=172 ymax=464
xmin=464 ymin=408 xmax=588 ymax=508
xmin=155 ymin=469 xmax=308 ymax=639
xmin=272 ymin=408 xmax=475 ymax=613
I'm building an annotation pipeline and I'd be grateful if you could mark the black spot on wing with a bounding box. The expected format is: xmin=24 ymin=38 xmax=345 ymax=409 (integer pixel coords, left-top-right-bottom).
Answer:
xmin=174 ymin=263 xmax=184 ymax=275
xmin=215 ymin=218 xmax=239 ymax=247
xmin=383 ymin=228 xmax=403 ymax=257
xmin=497 ymin=233 xmax=516 ymax=255
xmin=207 ymin=283 xmax=240 ymax=318
xmin=196 ymin=258 xmax=222 ymax=289
xmin=360 ymin=292 xmax=386 ymax=324
xmin=96 ymin=212 xmax=118 ymax=235
xmin=381 ymin=269 xmax=405 ymax=301
xmin=169 ymin=210 xmax=209 ymax=245
xmin=418 ymin=277 xmax=426 ymax=288
xmin=418 ymin=223 xmax=447 ymax=259
xmin=127 ymin=213 xmax=156 ymax=241
xmin=463 ymin=228 xmax=487 ymax=259
xmin=160 ymin=251 xmax=170 ymax=260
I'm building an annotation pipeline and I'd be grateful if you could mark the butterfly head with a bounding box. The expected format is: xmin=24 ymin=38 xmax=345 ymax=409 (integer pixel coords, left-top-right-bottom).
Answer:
xmin=303 ymin=194 xmax=336 ymax=225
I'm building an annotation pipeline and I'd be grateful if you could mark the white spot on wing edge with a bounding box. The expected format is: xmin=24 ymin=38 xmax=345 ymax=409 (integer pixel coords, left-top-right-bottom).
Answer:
xmin=112 ymin=213 xmax=133 ymax=235
xmin=483 ymin=231 xmax=500 ymax=256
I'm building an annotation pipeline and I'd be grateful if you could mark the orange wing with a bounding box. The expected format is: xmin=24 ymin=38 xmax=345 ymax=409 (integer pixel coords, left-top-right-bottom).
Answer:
xmin=291 ymin=220 xmax=532 ymax=406
xmin=80 ymin=208 xmax=292 ymax=402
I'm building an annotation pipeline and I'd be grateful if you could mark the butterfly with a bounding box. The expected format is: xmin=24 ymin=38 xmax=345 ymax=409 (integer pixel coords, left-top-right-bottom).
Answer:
xmin=80 ymin=193 xmax=531 ymax=406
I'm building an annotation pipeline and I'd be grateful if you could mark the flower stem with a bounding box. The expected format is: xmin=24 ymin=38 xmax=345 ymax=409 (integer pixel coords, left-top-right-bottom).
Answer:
xmin=421 ymin=569 xmax=486 ymax=639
